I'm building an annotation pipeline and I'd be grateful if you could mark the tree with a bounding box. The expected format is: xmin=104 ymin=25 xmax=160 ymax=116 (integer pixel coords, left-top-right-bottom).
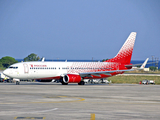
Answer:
xmin=102 ymin=59 xmax=109 ymax=62
xmin=137 ymin=65 xmax=141 ymax=68
xmin=0 ymin=56 xmax=18 ymax=68
xmin=24 ymin=53 xmax=40 ymax=61
xmin=0 ymin=62 xmax=3 ymax=67
xmin=149 ymin=66 xmax=157 ymax=71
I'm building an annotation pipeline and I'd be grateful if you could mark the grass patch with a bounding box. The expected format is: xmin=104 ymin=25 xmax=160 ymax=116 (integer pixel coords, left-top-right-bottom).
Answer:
xmin=126 ymin=70 xmax=160 ymax=74
xmin=108 ymin=75 xmax=160 ymax=85
xmin=0 ymin=67 xmax=6 ymax=70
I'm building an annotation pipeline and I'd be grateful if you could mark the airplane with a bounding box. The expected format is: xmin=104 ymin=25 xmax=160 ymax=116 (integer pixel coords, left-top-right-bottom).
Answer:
xmin=3 ymin=32 xmax=137 ymax=85
xmin=140 ymin=58 xmax=149 ymax=69
xmin=132 ymin=58 xmax=149 ymax=70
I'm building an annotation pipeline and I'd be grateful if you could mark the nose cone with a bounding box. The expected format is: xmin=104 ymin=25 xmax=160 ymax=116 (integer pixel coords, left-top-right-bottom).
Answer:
xmin=3 ymin=69 xmax=9 ymax=76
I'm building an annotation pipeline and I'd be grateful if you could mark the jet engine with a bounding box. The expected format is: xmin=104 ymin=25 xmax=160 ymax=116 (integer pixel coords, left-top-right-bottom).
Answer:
xmin=63 ymin=74 xmax=82 ymax=83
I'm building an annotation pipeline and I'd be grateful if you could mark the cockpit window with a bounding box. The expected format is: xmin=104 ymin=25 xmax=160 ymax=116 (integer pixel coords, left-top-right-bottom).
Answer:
xmin=9 ymin=66 xmax=18 ymax=69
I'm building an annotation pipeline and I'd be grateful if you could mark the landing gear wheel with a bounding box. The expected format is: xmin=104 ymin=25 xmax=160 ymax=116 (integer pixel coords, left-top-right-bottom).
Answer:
xmin=61 ymin=81 xmax=68 ymax=85
xmin=98 ymin=80 xmax=102 ymax=84
xmin=62 ymin=83 xmax=68 ymax=85
xmin=16 ymin=81 xmax=20 ymax=85
xmin=78 ymin=81 xmax=85 ymax=85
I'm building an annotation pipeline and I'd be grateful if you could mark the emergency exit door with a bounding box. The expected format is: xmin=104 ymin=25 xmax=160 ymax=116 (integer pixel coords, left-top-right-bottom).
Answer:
xmin=23 ymin=64 xmax=29 ymax=73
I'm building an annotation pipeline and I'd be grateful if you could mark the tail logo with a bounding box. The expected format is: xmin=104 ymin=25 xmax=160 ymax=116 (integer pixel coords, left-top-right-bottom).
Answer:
xmin=106 ymin=32 xmax=137 ymax=64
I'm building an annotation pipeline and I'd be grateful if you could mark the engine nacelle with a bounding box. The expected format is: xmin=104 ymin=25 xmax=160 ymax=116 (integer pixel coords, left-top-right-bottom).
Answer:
xmin=63 ymin=74 xmax=82 ymax=83
xmin=13 ymin=78 xmax=20 ymax=82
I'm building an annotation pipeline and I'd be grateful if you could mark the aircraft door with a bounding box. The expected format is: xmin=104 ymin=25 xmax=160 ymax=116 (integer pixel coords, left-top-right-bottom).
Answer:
xmin=23 ymin=64 xmax=29 ymax=74
xmin=116 ymin=63 xmax=119 ymax=70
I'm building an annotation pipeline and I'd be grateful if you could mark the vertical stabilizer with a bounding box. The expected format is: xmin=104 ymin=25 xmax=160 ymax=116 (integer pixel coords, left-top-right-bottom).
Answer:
xmin=140 ymin=58 xmax=149 ymax=69
xmin=105 ymin=32 xmax=137 ymax=64
xmin=41 ymin=57 xmax=45 ymax=62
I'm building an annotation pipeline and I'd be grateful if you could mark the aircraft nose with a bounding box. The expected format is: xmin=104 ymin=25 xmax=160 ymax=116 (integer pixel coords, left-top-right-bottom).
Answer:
xmin=3 ymin=69 xmax=9 ymax=76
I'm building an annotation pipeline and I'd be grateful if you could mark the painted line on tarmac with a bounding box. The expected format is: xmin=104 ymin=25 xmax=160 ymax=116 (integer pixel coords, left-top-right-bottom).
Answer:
xmin=29 ymin=96 xmax=85 ymax=104
xmin=26 ymin=108 xmax=58 ymax=113
xmin=0 ymin=103 xmax=17 ymax=104
xmin=82 ymin=101 xmax=160 ymax=105
xmin=1 ymin=108 xmax=58 ymax=116
xmin=0 ymin=96 xmax=85 ymax=104
xmin=14 ymin=117 xmax=45 ymax=119
xmin=90 ymin=113 xmax=95 ymax=120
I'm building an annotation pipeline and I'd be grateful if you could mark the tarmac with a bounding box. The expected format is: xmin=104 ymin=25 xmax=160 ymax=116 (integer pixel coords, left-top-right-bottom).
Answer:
xmin=0 ymin=82 xmax=160 ymax=120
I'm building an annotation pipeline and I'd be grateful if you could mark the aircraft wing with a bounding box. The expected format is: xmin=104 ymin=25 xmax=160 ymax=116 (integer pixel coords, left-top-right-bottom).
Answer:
xmin=79 ymin=69 xmax=134 ymax=78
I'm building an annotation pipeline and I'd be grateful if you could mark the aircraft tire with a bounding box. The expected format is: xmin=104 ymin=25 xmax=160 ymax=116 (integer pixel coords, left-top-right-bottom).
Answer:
xmin=78 ymin=81 xmax=85 ymax=85
xmin=61 ymin=82 xmax=68 ymax=85
xmin=98 ymin=80 xmax=102 ymax=83
xmin=16 ymin=81 xmax=20 ymax=85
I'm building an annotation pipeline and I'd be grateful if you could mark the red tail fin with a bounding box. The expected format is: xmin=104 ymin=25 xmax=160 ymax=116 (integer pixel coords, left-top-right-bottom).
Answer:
xmin=105 ymin=32 xmax=137 ymax=64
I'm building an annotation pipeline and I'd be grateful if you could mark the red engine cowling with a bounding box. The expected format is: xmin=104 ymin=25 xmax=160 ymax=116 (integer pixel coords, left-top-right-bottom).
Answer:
xmin=63 ymin=74 xmax=82 ymax=83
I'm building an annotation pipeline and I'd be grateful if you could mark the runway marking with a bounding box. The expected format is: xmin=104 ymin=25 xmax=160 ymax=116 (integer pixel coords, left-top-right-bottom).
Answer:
xmin=14 ymin=117 xmax=45 ymax=119
xmin=27 ymin=108 xmax=58 ymax=113
xmin=82 ymin=101 xmax=160 ymax=105
xmin=26 ymin=108 xmax=58 ymax=113
xmin=0 ymin=96 xmax=85 ymax=104
xmin=90 ymin=113 xmax=95 ymax=120
xmin=30 ymin=96 xmax=85 ymax=104
xmin=0 ymin=103 xmax=17 ymax=104
xmin=0 ymin=108 xmax=58 ymax=116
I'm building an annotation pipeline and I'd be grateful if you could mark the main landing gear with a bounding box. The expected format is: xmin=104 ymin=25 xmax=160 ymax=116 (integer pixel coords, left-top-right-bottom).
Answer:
xmin=61 ymin=81 xmax=68 ymax=85
xmin=61 ymin=81 xmax=85 ymax=85
xmin=16 ymin=81 xmax=20 ymax=85
xmin=78 ymin=81 xmax=85 ymax=85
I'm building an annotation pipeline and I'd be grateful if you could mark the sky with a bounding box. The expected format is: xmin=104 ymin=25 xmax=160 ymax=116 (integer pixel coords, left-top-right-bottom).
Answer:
xmin=0 ymin=0 xmax=160 ymax=60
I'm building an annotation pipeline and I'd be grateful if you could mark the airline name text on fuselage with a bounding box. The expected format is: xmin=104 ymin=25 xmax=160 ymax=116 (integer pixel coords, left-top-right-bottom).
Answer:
xmin=30 ymin=64 xmax=47 ymax=67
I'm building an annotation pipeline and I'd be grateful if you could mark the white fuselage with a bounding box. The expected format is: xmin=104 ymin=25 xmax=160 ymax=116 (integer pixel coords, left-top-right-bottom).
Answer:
xmin=3 ymin=61 xmax=116 ymax=80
